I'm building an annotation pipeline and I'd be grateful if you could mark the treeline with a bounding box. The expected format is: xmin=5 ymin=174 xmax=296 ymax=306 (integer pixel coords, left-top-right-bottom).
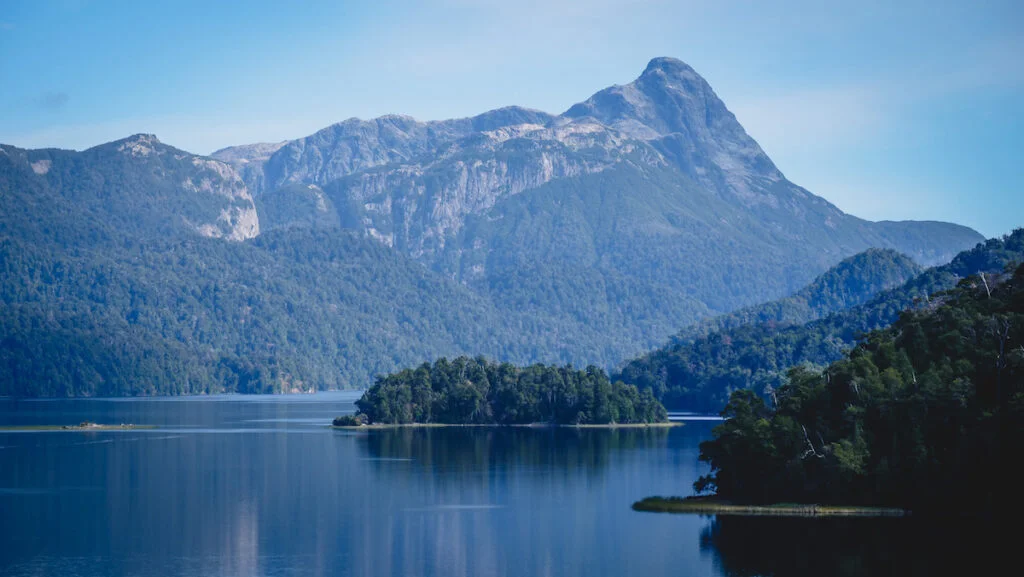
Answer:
xmin=354 ymin=357 xmax=667 ymax=425
xmin=695 ymin=264 xmax=1024 ymax=512
xmin=616 ymin=229 xmax=1024 ymax=412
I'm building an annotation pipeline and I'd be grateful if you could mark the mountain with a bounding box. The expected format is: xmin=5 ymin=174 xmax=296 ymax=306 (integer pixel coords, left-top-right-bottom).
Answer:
xmin=0 ymin=57 xmax=988 ymax=396
xmin=218 ymin=57 xmax=980 ymax=336
xmin=2 ymin=134 xmax=259 ymax=245
xmin=0 ymin=140 xmax=595 ymax=396
xmin=615 ymin=229 xmax=1024 ymax=412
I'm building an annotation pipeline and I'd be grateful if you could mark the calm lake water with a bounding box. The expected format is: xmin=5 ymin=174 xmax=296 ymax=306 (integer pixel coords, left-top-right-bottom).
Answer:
xmin=0 ymin=393 xmax=995 ymax=576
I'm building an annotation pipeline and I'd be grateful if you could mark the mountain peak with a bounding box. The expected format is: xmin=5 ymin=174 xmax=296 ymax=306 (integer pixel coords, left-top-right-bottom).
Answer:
xmin=561 ymin=57 xmax=780 ymax=182
xmin=88 ymin=133 xmax=166 ymax=157
xmin=561 ymin=57 xmax=729 ymax=139
xmin=123 ymin=133 xmax=161 ymax=145
xmin=642 ymin=57 xmax=695 ymax=76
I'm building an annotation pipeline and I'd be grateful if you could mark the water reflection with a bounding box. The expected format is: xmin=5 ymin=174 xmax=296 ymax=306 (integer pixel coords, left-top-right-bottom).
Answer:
xmin=1 ymin=399 xmax=721 ymax=577
xmin=357 ymin=427 xmax=671 ymax=479
xmin=700 ymin=515 xmax=1002 ymax=577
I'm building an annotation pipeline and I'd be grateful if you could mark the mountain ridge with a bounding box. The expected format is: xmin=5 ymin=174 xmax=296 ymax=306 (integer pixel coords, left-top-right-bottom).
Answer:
xmin=211 ymin=57 xmax=979 ymax=266
xmin=0 ymin=57 xmax=990 ymax=396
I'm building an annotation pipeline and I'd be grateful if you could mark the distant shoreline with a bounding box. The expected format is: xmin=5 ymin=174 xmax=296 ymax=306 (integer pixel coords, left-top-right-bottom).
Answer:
xmin=0 ymin=424 xmax=156 ymax=432
xmin=331 ymin=422 xmax=683 ymax=430
xmin=632 ymin=496 xmax=909 ymax=517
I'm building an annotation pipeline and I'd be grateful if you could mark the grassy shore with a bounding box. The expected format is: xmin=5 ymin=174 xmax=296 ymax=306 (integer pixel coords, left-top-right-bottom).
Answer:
xmin=632 ymin=496 xmax=909 ymax=517
xmin=331 ymin=421 xmax=683 ymax=430
xmin=0 ymin=423 xmax=156 ymax=432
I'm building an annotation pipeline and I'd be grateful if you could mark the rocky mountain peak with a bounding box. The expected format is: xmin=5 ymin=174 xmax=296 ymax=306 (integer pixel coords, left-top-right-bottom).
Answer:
xmin=562 ymin=57 xmax=781 ymax=189
xmin=563 ymin=57 xmax=736 ymax=140
xmin=641 ymin=56 xmax=697 ymax=77
xmin=125 ymin=133 xmax=161 ymax=144
xmin=101 ymin=133 xmax=164 ymax=157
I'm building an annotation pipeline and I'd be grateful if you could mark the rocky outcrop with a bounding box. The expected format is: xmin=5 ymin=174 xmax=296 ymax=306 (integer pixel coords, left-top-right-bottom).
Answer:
xmin=183 ymin=156 xmax=260 ymax=241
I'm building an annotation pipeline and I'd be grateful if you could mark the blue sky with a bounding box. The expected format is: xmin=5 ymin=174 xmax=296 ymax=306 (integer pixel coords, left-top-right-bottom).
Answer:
xmin=1 ymin=0 xmax=1021 ymax=237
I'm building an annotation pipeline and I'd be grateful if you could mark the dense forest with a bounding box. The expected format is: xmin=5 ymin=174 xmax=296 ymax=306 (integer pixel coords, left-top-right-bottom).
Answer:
xmin=673 ymin=248 xmax=922 ymax=341
xmin=694 ymin=264 xmax=1024 ymax=512
xmin=353 ymin=357 xmax=667 ymax=425
xmin=0 ymin=228 xmax=538 ymax=396
xmin=616 ymin=229 xmax=1024 ymax=412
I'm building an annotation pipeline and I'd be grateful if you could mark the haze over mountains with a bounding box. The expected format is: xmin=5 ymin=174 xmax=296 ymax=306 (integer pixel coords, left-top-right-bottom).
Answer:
xmin=0 ymin=58 xmax=985 ymax=396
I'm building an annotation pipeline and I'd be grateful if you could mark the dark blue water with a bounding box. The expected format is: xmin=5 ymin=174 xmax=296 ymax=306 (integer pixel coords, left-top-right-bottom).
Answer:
xmin=0 ymin=394 xmax=991 ymax=576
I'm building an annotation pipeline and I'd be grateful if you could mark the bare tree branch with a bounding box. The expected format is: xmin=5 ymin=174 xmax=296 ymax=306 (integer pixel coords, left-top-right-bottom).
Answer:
xmin=801 ymin=425 xmax=825 ymax=459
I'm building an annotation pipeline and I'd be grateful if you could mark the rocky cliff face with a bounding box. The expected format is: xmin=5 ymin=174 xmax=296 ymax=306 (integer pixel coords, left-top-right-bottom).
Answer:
xmin=181 ymin=155 xmax=260 ymax=241
xmin=564 ymin=57 xmax=782 ymax=184
xmin=209 ymin=140 xmax=286 ymax=194
xmin=324 ymin=118 xmax=658 ymax=258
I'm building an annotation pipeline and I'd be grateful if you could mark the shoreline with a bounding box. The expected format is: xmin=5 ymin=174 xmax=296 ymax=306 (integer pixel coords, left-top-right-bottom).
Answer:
xmin=331 ymin=422 xmax=682 ymax=430
xmin=632 ymin=496 xmax=909 ymax=517
xmin=0 ymin=424 xmax=156 ymax=432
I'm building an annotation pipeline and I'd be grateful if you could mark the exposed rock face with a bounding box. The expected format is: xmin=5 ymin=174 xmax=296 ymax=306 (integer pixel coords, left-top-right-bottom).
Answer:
xmin=210 ymin=141 xmax=286 ymax=194
xmin=115 ymin=133 xmax=162 ymax=157
xmin=30 ymin=159 xmax=51 ymax=175
xmin=184 ymin=157 xmax=260 ymax=240
xmin=244 ymin=106 xmax=557 ymax=194
xmin=325 ymin=117 xmax=654 ymax=258
xmin=563 ymin=57 xmax=792 ymax=206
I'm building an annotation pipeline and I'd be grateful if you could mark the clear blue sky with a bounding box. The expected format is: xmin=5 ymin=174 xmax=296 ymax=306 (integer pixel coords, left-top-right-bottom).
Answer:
xmin=1 ymin=0 xmax=1021 ymax=237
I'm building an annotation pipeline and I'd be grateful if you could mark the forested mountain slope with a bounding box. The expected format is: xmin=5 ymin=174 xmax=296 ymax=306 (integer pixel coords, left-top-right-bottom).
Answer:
xmin=674 ymin=249 xmax=923 ymax=341
xmin=616 ymin=230 xmax=1024 ymax=412
xmin=697 ymin=263 xmax=1024 ymax=513
xmin=0 ymin=141 xmax=620 ymax=395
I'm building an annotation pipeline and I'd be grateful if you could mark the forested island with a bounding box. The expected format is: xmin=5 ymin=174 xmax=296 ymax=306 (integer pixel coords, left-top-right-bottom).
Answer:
xmin=667 ymin=264 xmax=1024 ymax=515
xmin=341 ymin=357 xmax=668 ymax=426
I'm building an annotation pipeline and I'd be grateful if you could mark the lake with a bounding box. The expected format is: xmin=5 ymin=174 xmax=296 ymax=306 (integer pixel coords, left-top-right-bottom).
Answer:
xmin=0 ymin=393 xmax=995 ymax=576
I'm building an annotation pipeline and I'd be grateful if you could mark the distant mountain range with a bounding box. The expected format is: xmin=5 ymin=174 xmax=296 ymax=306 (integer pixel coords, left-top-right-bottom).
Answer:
xmin=0 ymin=58 xmax=986 ymax=396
